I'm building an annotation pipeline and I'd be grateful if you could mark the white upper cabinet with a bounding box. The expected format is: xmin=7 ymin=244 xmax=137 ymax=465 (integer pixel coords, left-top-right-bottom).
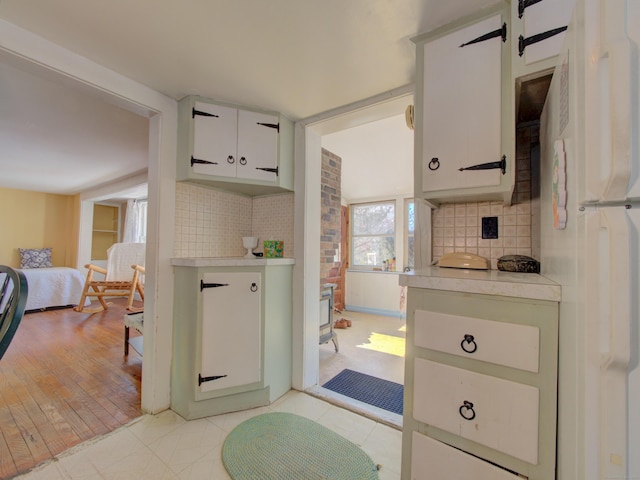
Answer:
xmin=192 ymin=102 xmax=239 ymax=178
xmin=512 ymin=0 xmax=577 ymax=78
xmin=413 ymin=9 xmax=514 ymax=206
xmin=178 ymin=95 xmax=294 ymax=196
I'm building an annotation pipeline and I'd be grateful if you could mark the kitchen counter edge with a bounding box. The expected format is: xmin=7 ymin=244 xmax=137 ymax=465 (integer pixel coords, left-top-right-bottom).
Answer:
xmin=171 ymin=257 xmax=295 ymax=267
xmin=399 ymin=266 xmax=561 ymax=302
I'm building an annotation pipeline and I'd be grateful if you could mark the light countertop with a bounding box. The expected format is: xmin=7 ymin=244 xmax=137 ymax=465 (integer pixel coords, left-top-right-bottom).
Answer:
xmin=399 ymin=266 xmax=561 ymax=302
xmin=171 ymin=257 xmax=295 ymax=267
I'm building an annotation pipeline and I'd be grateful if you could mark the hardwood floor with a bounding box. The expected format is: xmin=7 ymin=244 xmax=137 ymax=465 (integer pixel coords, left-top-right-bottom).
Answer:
xmin=0 ymin=298 xmax=142 ymax=479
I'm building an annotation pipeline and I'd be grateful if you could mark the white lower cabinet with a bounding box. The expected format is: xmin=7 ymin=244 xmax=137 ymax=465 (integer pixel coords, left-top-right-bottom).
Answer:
xmin=199 ymin=271 xmax=261 ymax=393
xmin=401 ymin=287 xmax=559 ymax=480
xmin=411 ymin=432 xmax=519 ymax=480
xmin=171 ymin=263 xmax=293 ymax=419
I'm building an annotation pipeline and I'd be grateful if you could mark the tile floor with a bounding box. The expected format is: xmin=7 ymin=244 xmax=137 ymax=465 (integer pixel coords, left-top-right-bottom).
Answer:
xmin=16 ymin=310 xmax=405 ymax=480
xmin=14 ymin=390 xmax=402 ymax=480
xmin=314 ymin=310 xmax=406 ymax=429
xmin=319 ymin=310 xmax=406 ymax=386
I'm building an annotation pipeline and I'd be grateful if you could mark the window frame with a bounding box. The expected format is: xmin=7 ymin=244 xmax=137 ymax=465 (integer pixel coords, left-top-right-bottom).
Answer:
xmin=349 ymin=199 xmax=396 ymax=270
xmin=405 ymin=198 xmax=415 ymax=271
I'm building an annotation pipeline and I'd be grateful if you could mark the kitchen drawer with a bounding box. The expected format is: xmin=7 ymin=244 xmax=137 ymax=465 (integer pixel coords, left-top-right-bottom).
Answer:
xmin=413 ymin=358 xmax=539 ymax=464
xmin=415 ymin=309 xmax=540 ymax=373
xmin=411 ymin=431 xmax=519 ymax=479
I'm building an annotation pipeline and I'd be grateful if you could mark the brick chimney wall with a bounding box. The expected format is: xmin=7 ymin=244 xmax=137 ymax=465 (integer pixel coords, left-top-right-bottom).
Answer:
xmin=320 ymin=148 xmax=342 ymax=303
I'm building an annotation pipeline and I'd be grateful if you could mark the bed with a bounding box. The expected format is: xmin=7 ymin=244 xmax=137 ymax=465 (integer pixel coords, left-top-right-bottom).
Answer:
xmin=16 ymin=267 xmax=91 ymax=312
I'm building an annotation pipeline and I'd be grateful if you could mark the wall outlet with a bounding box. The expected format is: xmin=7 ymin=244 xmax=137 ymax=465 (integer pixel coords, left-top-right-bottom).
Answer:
xmin=482 ymin=216 xmax=499 ymax=239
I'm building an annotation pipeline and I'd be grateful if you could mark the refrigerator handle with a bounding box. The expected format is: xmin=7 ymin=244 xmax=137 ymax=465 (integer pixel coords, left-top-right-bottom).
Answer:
xmin=599 ymin=4 xmax=635 ymax=202
xmin=598 ymin=208 xmax=631 ymax=370
xmin=593 ymin=208 xmax=631 ymax=479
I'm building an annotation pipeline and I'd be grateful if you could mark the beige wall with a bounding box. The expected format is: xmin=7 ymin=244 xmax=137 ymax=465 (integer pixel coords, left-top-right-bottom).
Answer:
xmin=0 ymin=187 xmax=80 ymax=268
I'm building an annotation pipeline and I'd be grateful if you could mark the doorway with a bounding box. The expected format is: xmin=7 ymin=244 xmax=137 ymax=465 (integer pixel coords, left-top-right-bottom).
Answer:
xmin=1 ymin=23 xmax=177 ymax=418
xmin=297 ymin=88 xmax=413 ymax=425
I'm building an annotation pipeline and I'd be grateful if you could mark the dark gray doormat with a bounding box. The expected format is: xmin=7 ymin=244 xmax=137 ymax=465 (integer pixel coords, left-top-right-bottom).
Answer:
xmin=322 ymin=369 xmax=403 ymax=415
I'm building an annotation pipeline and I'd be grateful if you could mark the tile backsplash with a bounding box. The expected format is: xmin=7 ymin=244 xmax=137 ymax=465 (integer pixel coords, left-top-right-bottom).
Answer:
xmin=431 ymin=201 xmax=532 ymax=269
xmin=431 ymin=125 xmax=538 ymax=269
xmin=174 ymin=182 xmax=294 ymax=258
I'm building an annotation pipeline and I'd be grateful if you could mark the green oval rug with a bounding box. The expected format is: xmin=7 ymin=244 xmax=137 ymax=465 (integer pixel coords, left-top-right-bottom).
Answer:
xmin=222 ymin=412 xmax=380 ymax=480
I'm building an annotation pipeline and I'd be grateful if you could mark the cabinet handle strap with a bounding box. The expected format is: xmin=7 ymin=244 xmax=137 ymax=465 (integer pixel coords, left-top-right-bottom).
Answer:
xmin=459 ymin=23 xmax=507 ymax=48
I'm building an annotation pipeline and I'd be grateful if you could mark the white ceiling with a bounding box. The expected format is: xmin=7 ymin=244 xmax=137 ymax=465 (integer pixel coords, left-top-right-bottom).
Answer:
xmin=0 ymin=0 xmax=498 ymax=200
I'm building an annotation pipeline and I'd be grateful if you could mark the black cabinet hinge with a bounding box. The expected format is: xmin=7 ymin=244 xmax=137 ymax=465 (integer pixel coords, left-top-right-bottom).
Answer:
xmin=200 ymin=280 xmax=229 ymax=291
xmin=192 ymin=108 xmax=219 ymax=119
xmin=257 ymin=122 xmax=280 ymax=132
xmin=519 ymin=26 xmax=568 ymax=56
xmin=460 ymin=23 xmax=507 ymax=48
xmin=459 ymin=155 xmax=506 ymax=174
xmin=518 ymin=0 xmax=544 ymax=18
xmin=198 ymin=373 xmax=227 ymax=386
xmin=191 ymin=156 xmax=217 ymax=167
xmin=256 ymin=166 xmax=279 ymax=176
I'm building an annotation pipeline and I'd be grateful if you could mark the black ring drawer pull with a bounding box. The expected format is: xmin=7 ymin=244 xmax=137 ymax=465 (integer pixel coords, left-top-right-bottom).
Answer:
xmin=461 ymin=334 xmax=478 ymax=354
xmin=250 ymin=282 xmax=258 ymax=292
xmin=428 ymin=157 xmax=440 ymax=171
xmin=239 ymin=156 xmax=247 ymax=165
xmin=459 ymin=400 xmax=476 ymax=421
xmin=227 ymin=155 xmax=235 ymax=164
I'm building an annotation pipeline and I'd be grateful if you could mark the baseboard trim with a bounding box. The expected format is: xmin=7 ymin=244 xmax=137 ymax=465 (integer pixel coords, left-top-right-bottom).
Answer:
xmin=344 ymin=305 xmax=405 ymax=319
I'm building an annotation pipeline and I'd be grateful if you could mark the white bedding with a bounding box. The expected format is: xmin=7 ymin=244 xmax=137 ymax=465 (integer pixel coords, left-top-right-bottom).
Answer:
xmin=16 ymin=267 xmax=90 ymax=311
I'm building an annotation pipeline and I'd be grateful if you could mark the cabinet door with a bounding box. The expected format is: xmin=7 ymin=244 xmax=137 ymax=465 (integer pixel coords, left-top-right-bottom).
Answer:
xmin=192 ymin=102 xmax=238 ymax=177
xmin=237 ymin=110 xmax=279 ymax=182
xmin=200 ymin=271 xmax=261 ymax=392
xmin=421 ymin=14 xmax=503 ymax=193
xmin=521 ymin=0 xmax=575 ymax=65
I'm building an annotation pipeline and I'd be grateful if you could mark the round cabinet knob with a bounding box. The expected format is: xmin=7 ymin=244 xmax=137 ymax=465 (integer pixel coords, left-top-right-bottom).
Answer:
xmin=460 ymin=334 xmax=478 ymax=354
xmin=227 ymin=155 xmax=235 ymax=164
xmin=459 ymin=400 xmax=476 ymax=421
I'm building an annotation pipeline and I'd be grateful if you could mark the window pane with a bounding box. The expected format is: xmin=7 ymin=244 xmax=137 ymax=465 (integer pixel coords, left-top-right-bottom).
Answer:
xmin=407 ymin=202 xmax=415 ymax=233
xmin=352 ymin=203 xmax=394 ymax=235
xmin=352 ymin=236 xmax=395 ymax=266
xmin=407 ymin=236 xmax=415 ymax=268
xmin=405 ymin=200 xmax=415 ymax=269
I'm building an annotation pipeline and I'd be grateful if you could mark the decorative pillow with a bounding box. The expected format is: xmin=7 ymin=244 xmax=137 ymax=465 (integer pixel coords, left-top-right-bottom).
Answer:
xmin=18 ymin=248 xmax=53 ymax=269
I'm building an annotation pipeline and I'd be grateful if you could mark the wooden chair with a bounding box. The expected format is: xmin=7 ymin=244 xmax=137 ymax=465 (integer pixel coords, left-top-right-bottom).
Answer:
xmin=74 ymin=243 xmax=145 ymax=313
xmin=0 ymin=265 xmax=28 ymax=360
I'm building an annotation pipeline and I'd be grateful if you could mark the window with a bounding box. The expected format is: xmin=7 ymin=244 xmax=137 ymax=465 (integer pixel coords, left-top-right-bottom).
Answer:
xmin=123 ymin=199 xmax=148 ymax=243
xmin=405 ymin=199 xmax=415 ymax=269
xmin=351 ymin=201 xmax=395 ymax=268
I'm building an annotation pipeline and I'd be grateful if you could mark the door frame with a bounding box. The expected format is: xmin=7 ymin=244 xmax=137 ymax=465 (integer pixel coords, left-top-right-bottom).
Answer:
xmin=0 ymin=20 xmax=177 ymax=413
xmin=292 ymin=85 xmax=414 ymax=390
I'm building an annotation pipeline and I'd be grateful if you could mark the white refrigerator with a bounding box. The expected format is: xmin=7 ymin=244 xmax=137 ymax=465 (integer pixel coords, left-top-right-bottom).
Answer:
xmin=540 ymin=0 xmax=639 ymax=479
